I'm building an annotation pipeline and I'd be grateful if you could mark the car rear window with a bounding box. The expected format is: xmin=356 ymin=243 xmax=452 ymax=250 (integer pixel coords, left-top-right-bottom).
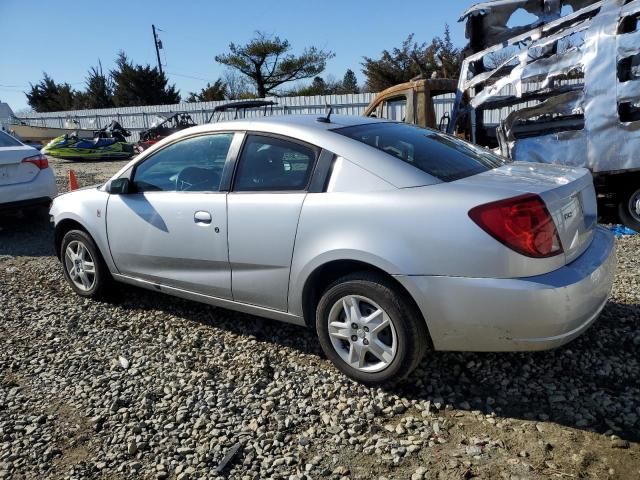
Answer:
xmin=335 ymin=122 xmax=506 ymax=182
xmin=0 ymin=131 xmax=23 ymax=147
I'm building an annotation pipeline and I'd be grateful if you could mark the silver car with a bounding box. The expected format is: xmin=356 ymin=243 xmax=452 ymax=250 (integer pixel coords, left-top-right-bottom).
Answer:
xmin=50 ymin=115 xmax=616 ymax=385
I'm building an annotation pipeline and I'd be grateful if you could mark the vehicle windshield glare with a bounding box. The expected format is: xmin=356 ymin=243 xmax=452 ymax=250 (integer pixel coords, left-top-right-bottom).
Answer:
xmin=335 ymin=122 xmax=506 ymax=182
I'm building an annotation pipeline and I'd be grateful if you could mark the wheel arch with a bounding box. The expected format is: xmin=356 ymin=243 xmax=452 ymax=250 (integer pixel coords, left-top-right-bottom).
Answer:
xmin=54 ymin=218 xmax=90 ymax=260
xmin=299 ymin=259 xmax=433 ymax=348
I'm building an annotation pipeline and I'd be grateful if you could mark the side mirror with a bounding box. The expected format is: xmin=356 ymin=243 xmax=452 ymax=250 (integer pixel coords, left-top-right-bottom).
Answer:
xmin=106 ymin=177 xmax=132 ymax=194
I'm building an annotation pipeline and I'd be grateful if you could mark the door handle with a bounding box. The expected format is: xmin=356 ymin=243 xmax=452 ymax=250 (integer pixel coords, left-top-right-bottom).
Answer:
xmin=194 ymin=211 xmax=212 ymax=224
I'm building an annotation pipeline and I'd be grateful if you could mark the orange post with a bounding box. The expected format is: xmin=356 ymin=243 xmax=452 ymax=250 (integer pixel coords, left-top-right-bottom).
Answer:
xmin=68 ymin=170 xmax=79 ymax=191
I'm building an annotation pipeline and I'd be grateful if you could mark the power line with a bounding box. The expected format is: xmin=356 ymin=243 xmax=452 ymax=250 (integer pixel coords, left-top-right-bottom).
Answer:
xmin=167 ymin=72 xmax=211 ymax=82
xmin=159 ymin=28 xmax=218 ymax=46
xmin=1 ymin=80 xmax=85 ymax=88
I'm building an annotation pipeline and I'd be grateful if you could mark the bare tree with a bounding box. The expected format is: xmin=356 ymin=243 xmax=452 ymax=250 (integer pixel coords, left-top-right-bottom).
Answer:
xmin=223 ymin=70 xmax=255 ymax=99
xmin=483 ymin=47 xmax=520 ymax=70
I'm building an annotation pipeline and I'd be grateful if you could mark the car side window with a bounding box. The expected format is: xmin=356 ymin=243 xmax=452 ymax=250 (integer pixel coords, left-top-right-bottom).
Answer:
xmin=380 ymin=96 xmax=407 ymax=122
xmin=133 ymin=133 xmax=233 ymax=192
xmin=233 ymin=135 xmax=317 ymax=191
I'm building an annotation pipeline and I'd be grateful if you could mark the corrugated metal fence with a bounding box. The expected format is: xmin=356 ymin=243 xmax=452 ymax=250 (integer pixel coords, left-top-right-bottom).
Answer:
xmin=17 ymin=81 xmax=579 ymax=142
xmin=20 ymin=93 xmax=378 ymax=142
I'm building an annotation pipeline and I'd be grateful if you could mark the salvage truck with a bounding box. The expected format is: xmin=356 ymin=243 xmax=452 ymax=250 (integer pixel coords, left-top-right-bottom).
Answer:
xmin=367 ymin=0 xmax=640 ymax=230
xmin=363 ymin=78 xmax=458 ymax=130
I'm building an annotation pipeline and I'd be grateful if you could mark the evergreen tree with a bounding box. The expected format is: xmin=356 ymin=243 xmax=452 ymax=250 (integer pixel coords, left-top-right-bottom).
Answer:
xmin=361 ymin=26 xmax=462 ymax=92
xmin=187 ymin=79 xmax=227 ymax=102
xmin=216 ymin=32 xmax=334 ymax=97
xmin=26 ymin=73 xmax=80 ymax=112
xmin=340 ymin=69 xmax=359 ymax=93
xmin=435 ymin=25 xmax=463 ymax=79
xmin=76 ymin=62 xmax=114 ymax=109
xmin=111 ymin=52 xmax=180 ymax=107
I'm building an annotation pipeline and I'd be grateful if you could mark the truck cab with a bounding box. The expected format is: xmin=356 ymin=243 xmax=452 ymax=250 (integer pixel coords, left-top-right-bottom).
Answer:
xmin=363 ymin=78 xmax=458 ymax=131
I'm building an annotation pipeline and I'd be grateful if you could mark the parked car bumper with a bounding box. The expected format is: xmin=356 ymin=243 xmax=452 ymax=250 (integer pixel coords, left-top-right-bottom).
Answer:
xmin=397 ymin=227 xmax=616 ymax=352
xmin=0 ymin=168 xmax=57 ymax=209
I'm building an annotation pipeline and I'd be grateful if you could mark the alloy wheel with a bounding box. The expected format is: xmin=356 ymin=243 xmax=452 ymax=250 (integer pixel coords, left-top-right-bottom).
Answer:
xmin=64 ymin=240 xmax=96 ymax=292
xmin=327 ymin=295 xmax=398 ymax=373
xmin=628 ymin=188 xmax=640 ymax=223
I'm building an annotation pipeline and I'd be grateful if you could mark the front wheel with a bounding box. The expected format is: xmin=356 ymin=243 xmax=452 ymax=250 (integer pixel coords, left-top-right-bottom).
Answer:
xmin=617 ymin=187 xmax=640 ymax=231
xmin=60 ymin=229 xmax=111 ymax=298
xmin=316 ymin=272 xmax=429 ymax=386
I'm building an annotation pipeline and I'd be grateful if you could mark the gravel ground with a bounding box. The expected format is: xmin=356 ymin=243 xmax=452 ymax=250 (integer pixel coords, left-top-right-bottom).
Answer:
xmin=0 ymin=156 xmax=639 ymax=479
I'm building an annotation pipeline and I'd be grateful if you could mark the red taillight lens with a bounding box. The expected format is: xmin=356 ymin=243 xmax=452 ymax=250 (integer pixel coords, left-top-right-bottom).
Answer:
xmin=22 ymin=154 xmax=49 ymax=170
xmin=469 ymin=193 xmax=563 ymax=258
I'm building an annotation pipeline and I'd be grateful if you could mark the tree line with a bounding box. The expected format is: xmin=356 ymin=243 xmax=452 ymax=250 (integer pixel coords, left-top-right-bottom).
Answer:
xmin=26 ymin=27 xmax=462 ymax=113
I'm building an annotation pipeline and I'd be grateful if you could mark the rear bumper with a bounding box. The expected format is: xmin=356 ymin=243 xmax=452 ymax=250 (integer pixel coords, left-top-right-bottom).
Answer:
xmin=0 ymin=168 xmax=57 ymax=210
xmin=397 ymin=227 xmax=616 ymax=351
xmin=0 ymin=196 xmax=52 ymax=211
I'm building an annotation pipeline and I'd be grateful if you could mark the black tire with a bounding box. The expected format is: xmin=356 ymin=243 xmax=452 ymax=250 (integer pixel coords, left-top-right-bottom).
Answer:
xmin=617 ymin=187 xmax=640 ymax=232
xmin=60 ymin=229 xmax=112 ymax=299
xmin=316 ymin=271 xmax=429 ymax=386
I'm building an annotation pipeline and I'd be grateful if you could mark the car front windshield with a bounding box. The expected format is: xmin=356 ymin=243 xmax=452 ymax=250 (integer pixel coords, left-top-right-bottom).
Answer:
xmin=335 ymin=122 xmax=506 ymax=182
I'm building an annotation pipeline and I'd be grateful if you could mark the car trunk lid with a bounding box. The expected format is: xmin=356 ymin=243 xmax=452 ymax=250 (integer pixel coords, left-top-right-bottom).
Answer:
xmin=0 ymin=146 xmax=42 ymax=186
xmin=456 ymin=161 xmax=597 ymax=264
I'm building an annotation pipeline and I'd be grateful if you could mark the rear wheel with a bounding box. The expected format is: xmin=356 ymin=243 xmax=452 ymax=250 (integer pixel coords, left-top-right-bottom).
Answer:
xmin=316 ymin=272 xmax=428 ymax=386
xmin=617 ymin=187 xmax=640 ymax=231
xmin=60 ymin=229 xmax=111 ymax=298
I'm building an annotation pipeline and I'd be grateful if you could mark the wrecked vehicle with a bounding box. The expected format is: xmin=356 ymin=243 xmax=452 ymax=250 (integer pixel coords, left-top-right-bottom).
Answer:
xmin=363 ymin=78 xmax=458 ymax=130
xmin=448 ymin=0 xmax=640 ymax=230
xmin=207 ymin=100 xmax=278 ymax=123
xmin=136 ymin=113 xmax=197 ymax=153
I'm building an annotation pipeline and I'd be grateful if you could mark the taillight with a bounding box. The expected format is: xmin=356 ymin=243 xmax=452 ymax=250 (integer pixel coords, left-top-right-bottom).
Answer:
xmin=468 ymin=193 xmax=563 ymax=258
xmin=22 ymin=154 xmax=49 ymax=170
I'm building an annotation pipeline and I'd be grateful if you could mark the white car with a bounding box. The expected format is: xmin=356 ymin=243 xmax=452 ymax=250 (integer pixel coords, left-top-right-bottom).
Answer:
xmin=0 ymin=130 xmax=57 ymax=211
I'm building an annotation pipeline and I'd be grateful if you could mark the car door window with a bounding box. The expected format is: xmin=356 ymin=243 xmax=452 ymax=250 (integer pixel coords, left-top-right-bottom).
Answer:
xmin=133 ymin=133 xmax=233 ymax=192
xmin=233 ymin=135 xmax=317 ymax=191
xmin=381 ymin=96 xmax=407 ymax=121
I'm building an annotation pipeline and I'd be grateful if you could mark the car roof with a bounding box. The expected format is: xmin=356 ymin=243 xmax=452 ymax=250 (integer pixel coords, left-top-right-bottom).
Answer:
xmin=216 ymin=114 xmax=383 ymax=131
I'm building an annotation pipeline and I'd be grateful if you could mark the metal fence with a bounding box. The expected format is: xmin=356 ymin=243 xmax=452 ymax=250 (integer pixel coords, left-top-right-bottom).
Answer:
xmin=17 ymin=82 xmax=575 ymax=142
xmin=20 ymin=93 xmax=378 ymax=142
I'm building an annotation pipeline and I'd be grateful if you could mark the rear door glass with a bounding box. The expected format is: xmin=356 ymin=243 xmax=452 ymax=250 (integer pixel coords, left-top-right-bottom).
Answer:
xmin=336 ymin=122 xmax=506 ymax=182
xmin=233 ymin=135 xmax=317 ymax=191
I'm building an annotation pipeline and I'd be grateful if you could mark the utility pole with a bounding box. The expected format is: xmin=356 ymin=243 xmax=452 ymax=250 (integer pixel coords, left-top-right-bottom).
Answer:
xmin=152 ymin=24 xmax=163 ymax=75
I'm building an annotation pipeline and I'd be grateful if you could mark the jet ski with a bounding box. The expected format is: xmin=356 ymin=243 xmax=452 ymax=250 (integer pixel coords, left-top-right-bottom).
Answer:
xmin=135 ymin=112 xmax=197 ymax=153
xmin=42 ymin=120 xmax=135 ymax=160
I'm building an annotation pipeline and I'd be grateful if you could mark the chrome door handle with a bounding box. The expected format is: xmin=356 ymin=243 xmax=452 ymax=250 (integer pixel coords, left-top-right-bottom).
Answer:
xmin=194 ymin=211 xmax=212 ymax=224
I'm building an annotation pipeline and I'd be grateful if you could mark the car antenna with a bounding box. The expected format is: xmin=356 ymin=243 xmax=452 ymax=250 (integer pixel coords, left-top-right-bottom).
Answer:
xmin=317 ymin=104 xmax=332 ymax=123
